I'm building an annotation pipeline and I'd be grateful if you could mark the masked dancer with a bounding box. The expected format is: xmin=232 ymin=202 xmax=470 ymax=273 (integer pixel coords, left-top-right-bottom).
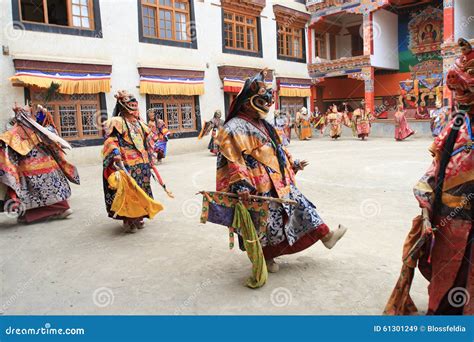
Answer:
xmin=352 ymin=101 xmax=373 ymax=140
xmin=295 ymin=107 xmax=312 ymax=140
xmin=0 ymin=102 xmax=79 ymax=223
xmin=102 ymin=91 xmax=164 ymax=233
xmin=216 ymin=70 xmax=348 ymax=274
xmin=274 ymin=110 xmax=290 ymax=146
xmin=327 ymin=104 xmax=343 ymax=140
xmin=385 ymin=38 xmax=473 ymax=315
xmin=394 ymin=104 xmax=415 ymax=141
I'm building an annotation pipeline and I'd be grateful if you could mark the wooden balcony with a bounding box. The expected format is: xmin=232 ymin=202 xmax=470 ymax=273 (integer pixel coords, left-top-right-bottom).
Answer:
xmin=306 ymin=0 xmax=352 ymax=12
xmin=308 ymin=55 xmax=371 ymax=78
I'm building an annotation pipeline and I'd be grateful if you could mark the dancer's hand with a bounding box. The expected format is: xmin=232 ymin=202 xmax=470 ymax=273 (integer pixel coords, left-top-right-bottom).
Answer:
xmin=113 ymin=156 xmax=123 ymax=170
xmin=237 ymin=190 xmax=251 ymax=202
xmin=299 ymin=160 xmax=309 ymax=170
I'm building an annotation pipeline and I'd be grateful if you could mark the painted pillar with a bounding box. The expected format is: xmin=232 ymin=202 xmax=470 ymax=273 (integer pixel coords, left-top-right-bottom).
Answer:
xmin=364 ymin=67 xmax=375 ymax=114
xmin=362 ymin=13 xmax=375 ymax=113
xmin=363 ymin=12 xmax=373 ymax=56
xmin=310 ymin=84 xmax=316 ymax=113
xmin=274 ymin=87 xmax=279 ymax=110
xmin=307 ymin=26 xmax=313 ymax=65
xmin=443 ymin=0 xmax=455 ymax=107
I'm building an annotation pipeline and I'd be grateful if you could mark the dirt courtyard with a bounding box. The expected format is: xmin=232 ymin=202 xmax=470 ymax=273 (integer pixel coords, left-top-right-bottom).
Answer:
xmin=0 ymin=136 xmax=433 ymax=315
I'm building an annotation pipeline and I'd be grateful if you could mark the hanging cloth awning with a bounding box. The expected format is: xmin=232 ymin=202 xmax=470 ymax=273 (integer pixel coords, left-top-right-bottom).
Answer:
xmin=222 ymin=77 xmax=272 ymax=93
xmin=10 ymin=59 xmax=112 ymax=94
xmin=138 ymin=67 xmax=205 ymax=96
xmin=277 ymin=77 xmax=312 ymax=97
xmin=218 ymin=65 xmax=274 ymax=93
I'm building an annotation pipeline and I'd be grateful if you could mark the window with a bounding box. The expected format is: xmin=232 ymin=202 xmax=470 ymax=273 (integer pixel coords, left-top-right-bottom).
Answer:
xmin=223 ymin=10 xmax=259 ymax=53
xmin=18 ymin=0 xmax=94 ymax=29
xmin=277 ymin=24 xmax=304 ymax=59
xmin=351 ymin=32 xmax=364 ymax=57
xmin=31 ymin=90 xmax=102 ymax=140
xmin=140 ymin=0 xmax=191 ymax=42
xmin=149 ymin=95 xmax=197 ymax=134
xmin=315 ymin=33 xmax=327 ymax=58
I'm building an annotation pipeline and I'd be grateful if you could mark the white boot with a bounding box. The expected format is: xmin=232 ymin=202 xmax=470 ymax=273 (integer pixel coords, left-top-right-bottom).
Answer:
xmin=266 ymin=258 xmax=280 ymax=273
xmin=322 ymin=224 xmax=348 ymax=249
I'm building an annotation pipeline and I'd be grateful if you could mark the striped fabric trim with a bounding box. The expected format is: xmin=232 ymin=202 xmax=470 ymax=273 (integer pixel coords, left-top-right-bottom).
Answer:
xmin=13 ymin=69 xmax=110 ymax=80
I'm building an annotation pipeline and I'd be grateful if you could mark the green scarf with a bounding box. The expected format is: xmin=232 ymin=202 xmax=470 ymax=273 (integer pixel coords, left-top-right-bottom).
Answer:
xmin=232 ymin=202 xmax=268 ymax=288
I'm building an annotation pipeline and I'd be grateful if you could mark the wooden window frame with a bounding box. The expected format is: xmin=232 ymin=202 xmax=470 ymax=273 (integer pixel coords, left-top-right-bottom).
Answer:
xmin=221 ymin=7 xmax=262 ymax=58
xmin=140 ymin=0 xmax=191 ymax=42
xmin=314 ymin=32 xmax=327 ymax=59
xmin=223 ymin=9 xmax=258 ymax=53
xmin=138 ymin=0 xmax=197 ymax=49
xmin=17 ymin=0 xmax=94 ymax=29
xmin=277 ymin=23 xmax=304 ymax=60
xmin=30 ymin=88 xmax=103 ymax=141
xmin=147 ymin=95 xmax=201 ymax=138
xmin=276 ymin=23 xmax=306 ymax=63
xmin=11 ymin=0 xmax=102 ymax=37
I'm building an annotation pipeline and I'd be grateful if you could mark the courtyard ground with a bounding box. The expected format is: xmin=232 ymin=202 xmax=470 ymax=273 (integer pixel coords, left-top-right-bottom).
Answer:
xmin=0 ymin=136 xmax=433 ymax=315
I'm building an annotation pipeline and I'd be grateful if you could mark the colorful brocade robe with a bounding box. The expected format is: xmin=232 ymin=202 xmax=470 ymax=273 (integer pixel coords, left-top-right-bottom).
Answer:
xmin=413 ymin=113 xmax=473 ymax=314
xmin=295 ymin=112 xmax=312 ymax=140
xmin=216 ymin=116 xmax=327 ymax=248
xmin=327 ymin=112 xmax=343 ymax=138
xmin=102 ymin=116 xmax=154 ymax=219
xmin=0 ymin=123 xmax=80 ymax=211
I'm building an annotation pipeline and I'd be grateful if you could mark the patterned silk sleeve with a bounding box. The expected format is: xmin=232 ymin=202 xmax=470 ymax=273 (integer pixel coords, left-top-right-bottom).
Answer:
xmin=283 ymin=146 xmax=300 ymax=172
xmin=102 ymin=134 xmax=121 ymax=169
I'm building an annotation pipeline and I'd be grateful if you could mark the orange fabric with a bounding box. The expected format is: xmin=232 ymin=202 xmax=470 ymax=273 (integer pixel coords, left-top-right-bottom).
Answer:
xmin=0 ymin=124 xmax=41 ymax=156
xmin=384 ymin=215 xmax=425 ymax=315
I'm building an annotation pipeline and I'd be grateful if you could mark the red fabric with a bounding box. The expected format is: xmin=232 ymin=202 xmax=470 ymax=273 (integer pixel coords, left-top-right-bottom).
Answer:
xmin=394 ymin=111 xmax=415 ymax=141
xmin=23 ymin=200 xmax=70 ymax=223
xmin=263 ymin=224 xmax=330 ymax=259
xmin=428 ymin=218 xmax=473 ymax=315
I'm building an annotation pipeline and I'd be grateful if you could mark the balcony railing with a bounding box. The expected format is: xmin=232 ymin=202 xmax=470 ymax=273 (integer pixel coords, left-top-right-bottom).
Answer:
xmin=306 ymin=0 xmax=352 ymax=11
xmin=308 ymin=55 xmax=371 ymax=78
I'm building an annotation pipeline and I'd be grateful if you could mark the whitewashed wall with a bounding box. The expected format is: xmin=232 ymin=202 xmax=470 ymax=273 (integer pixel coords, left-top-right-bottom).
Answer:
xmin=371 ymin=9 xmax=398 ymax=70
xmin=0 ymin=0 xmax=310 ymax=131
xmin=454 ymin=0 xmax=474 ymax=41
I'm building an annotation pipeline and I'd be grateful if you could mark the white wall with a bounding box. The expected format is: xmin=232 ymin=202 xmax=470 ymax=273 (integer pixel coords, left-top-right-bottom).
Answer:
xmin=454 ymin=0 xmax=474 ymax=41
xmin=371 ymin=9 xmax=398 ymax=70
xmin=0 ymin=0 xmax=310 ymax=131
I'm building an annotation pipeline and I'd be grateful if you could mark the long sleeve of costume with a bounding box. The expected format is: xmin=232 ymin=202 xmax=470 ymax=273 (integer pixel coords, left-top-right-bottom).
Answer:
xmin=102 ymin=134 xmax=121 ymax=179
xmin=282 ymin=146 xmax=301 ymax=173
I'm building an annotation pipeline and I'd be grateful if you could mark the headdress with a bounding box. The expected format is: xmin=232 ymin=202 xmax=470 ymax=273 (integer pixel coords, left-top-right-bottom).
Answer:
xmin=113 ymin=90 xmax=139 ymax=117
xmin=226 ymin=69 xmax=274 ymax=123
